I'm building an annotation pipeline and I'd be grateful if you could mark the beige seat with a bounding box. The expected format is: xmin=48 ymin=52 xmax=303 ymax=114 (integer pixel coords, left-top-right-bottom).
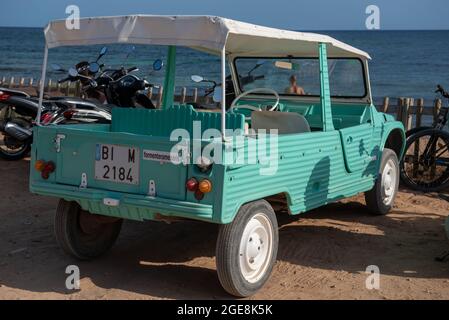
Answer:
xmin=251 ymin=111 xmax=311 ymax=134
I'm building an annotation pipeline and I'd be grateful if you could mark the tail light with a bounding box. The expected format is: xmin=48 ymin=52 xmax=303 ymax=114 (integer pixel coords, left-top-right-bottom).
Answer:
xmin=0 ymin=91 xmax=10 ymax=101
xmin=63 ymin=109 xmax=77 ymax=120
xmin=35 ymin=160 xmax=55 ymax=180
xmin=198 ymin=179 xmax=212 ymax=193
xmin=186 ymin=178 xmax=212 ymax=200
xmin=186 ymin=178 xmax=198 ymax=192
xmin=40 ymin=113 xmax=53 ymax=125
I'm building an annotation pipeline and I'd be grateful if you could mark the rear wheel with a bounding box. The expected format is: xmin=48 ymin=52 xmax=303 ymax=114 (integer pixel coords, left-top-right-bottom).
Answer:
xmin=365 ymin=148 xmax=399 ymax=215
xmin=54 ymin=199 xmax=122 ymax=260
xmin=216 ymin=200 xmax=278 ymax=297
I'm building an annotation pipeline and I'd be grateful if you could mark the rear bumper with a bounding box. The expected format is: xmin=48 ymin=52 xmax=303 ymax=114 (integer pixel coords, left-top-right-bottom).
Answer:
xmin=30 ymin=181 xmax=214 ymax=223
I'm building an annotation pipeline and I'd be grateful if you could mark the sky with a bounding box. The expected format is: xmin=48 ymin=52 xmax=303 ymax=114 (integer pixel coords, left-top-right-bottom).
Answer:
xmin=0 ymin=0 xmax=448 ymax=30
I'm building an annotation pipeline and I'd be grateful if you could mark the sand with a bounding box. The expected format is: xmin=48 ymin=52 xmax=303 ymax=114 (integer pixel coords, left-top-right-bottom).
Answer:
xmin=0 ymin=158 xmax=448 ymax=300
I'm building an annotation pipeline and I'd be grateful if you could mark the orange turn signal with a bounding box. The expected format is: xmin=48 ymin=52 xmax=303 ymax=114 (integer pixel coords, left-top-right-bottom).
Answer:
xmin=198 ymin=179 xmax=212 ymax=193
xmin=35 ymin=160 xmax=46 ymax=172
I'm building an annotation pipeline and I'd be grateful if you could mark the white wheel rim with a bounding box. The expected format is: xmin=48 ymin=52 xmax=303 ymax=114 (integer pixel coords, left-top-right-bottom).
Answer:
xmin=239 ymin=213 xmax=274 ymax=283
xmin=381 ymin=159 xmax=397 ymax=205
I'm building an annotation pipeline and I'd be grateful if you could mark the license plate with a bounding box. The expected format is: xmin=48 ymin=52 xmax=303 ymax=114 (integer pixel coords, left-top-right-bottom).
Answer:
xmin=95 ymin=144 xmax=139 ymax=185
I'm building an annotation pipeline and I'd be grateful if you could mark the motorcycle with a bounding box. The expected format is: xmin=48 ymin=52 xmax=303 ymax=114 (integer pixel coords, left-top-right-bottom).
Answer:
xmin=0 ymin=48 xmax=111 ymax=160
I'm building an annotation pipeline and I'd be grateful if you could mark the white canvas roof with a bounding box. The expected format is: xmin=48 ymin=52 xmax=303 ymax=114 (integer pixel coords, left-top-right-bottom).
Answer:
xmin=44 ymin=15 xmax=370 ymax=59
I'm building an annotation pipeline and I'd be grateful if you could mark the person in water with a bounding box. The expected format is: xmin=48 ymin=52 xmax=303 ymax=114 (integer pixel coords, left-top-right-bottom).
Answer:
xmin=285 ymin=75 xmax=305 ymax=95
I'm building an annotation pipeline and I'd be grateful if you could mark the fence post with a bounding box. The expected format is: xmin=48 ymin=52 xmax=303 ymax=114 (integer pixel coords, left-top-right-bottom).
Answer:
xmin=433 ymin=99 xmax=442 ymax=124
xmin=180 ymin=87 xmax=187 ymax=104
xmin=157 ymin=86 xmax=164 ymax=108
xmin=400 ymin=98 xmax=411 ymax=130
xmin=193 ymin=88 xmax=198 ymax=103
xmin=382 ymin=97 xmax=389 ymax=113
xmin=396 ymin=97 xmax=404 ymax=122
xmin=29 ymin=78 xmax=34 ymax=87
xmin=8 ymin=76 xmax=15 ymax=88
xmin=19 ymin=77 xmax=25 ymax=87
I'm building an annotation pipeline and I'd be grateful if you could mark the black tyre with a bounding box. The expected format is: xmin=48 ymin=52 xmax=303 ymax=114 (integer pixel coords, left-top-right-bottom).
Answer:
xmin=405 ymin=126 xmax=432 ymax=138
xmin=365 ymin=148 xmax=399 ymax=215
xmin=0 ymin=118 xmax=31 ymax=161
xmin=0 ymin=137 xmax=30 ymax=160
xmin=54 ymin=199 xmax=122 ymax=260
xmin=216 ymin=200 xmax=278 ymax=297
xmin=400 ymin=128 xmax=449 ymax=192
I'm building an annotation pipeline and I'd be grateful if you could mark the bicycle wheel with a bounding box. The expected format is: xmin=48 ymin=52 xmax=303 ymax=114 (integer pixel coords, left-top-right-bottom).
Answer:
xmin=400 ymin=128 xmax=449 ymax=192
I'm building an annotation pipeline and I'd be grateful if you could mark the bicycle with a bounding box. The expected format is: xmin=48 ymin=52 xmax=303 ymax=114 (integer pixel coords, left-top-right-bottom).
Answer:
xmin=400 ymin=85 xmax=449 ymax=192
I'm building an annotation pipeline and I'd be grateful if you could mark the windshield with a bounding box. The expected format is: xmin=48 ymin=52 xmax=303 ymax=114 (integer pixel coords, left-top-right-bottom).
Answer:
xmin=234 ymin=57 xmax=367 ymax=98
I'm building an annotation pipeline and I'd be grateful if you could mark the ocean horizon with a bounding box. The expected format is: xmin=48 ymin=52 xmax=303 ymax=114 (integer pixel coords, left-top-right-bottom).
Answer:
xmin=1 ymin=27 xmax=448 ymax=103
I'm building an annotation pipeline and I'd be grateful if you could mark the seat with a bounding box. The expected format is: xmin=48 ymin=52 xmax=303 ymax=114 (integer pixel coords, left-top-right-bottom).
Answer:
xmin=251 ymin=111 xmax=311 ymax=134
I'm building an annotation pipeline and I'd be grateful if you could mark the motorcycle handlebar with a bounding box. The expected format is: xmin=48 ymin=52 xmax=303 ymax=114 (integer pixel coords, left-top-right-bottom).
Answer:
xmin=436 ymin=85 xmax=449 ymax=98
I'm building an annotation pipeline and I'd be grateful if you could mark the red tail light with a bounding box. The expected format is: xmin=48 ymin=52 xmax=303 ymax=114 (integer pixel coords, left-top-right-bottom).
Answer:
xmin=40 ymin=113 xmax=53 ymax=125
xmin=0 ymin=91 xmax=10 ymax=101
xmin=186 ymin=178 xmax=199 ymax=192
xmin=63 ymin=109 xmax=77 ymax=120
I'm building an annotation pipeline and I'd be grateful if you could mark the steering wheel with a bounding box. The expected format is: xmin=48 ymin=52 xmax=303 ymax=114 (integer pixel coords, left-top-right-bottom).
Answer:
xmin=229 ymin=88 xmax=280 ymax=120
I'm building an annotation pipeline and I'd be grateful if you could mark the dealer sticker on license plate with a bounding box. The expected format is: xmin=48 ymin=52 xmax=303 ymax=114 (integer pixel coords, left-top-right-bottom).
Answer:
xmin=95 ymin=144 xmax=139 ymax=185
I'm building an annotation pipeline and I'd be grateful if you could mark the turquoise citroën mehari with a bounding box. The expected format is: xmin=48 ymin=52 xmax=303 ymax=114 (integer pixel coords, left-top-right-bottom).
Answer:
xmin=30 ymin=15 xmax=405 ymax=297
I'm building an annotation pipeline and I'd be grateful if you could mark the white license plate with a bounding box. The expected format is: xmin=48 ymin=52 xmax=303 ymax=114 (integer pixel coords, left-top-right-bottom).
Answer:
xmin=95 ymin=144 xmax=139 ymax=185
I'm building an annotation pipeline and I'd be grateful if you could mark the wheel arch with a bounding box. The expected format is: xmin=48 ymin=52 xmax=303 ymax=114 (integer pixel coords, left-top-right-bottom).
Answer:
xmin=381 ymin=127 xmax=406 ymax=161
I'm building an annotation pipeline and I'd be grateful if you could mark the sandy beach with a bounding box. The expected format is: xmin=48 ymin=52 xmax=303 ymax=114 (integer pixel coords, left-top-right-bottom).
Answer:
xmin=0 ymin=158 xmax=448 ymax=300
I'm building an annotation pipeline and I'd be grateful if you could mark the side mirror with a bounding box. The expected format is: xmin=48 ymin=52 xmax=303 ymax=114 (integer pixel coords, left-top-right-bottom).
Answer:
xmin=100 ymin=47 xmax=108 ymax=56
xmin=213 ymin=85 xmax=223 ymax=103
xmin=96 ymin=46 xmax=108 ymax=62
xmin=191 ymin=75 xmax=204 ymax=83
xmin=89 ymin=62 xmax=100 ymax=74
xmin=68 ymin=67 xmax=79 ymax=77
xmin=152 ymin=59 xmax=164 ymax=71
xmin=50 ymin=63 xmax=65 ymax=72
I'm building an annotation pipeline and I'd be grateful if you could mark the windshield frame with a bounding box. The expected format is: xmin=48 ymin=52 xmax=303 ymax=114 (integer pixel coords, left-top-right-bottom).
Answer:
xmin=232 ymin=56 xmax=368 ymax=100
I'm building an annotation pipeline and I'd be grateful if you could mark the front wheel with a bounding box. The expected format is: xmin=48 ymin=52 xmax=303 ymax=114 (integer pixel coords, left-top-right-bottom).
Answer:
xmin=54 ymin=199 xmax=123 ymax=260
xmin=216 ymin=200 xmax=278 ymax=297
xmin=400 ymin=128 xmax=449 ymax=192
xmin=365 ymin=148 xmax=399 ymax=215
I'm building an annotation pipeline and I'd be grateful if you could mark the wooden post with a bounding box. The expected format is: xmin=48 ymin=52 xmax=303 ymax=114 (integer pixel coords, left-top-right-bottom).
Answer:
xmin=193 ymin=88 xmax=198 ymax=103
xmin=433 ymin=98 xmax=442 ymax=124
xmin=8 ymin=76 xmax=15 ymax=88
xmin=29 ymin=78 xmax=34 ymax=87
xmin=75 ymin=81 xmax=81 ymax=97
xmin=65 ymin=82 xmax=70 ymax=96
xmin=415 ymin=98 xmax=424 ymax=129
xmin=396 ymin=97 xmax=404 ymax=122
xmin=19 ymin=77 xmax=25 ymax=87
xmin=401 ymin=98 xmax=411 ymax=130
xmin=382 ymin=97 xmax=390 ymax=113
xmin=48 ymin=79 xmax=53 ymax=92
xmin=181 ymin=87 xmax=187 ymax=104
xmin=157 ymin=86 xmax=164 ymax=108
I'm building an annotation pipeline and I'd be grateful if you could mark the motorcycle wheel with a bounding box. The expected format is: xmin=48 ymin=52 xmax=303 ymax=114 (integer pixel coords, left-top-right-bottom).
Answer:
xmin=0 ymin=135 xmax=31 ymax=161
xmin=0 ymin=118 xmax=32 ymax=161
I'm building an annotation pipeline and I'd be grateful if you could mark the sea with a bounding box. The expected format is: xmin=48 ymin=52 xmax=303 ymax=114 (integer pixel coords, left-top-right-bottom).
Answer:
xmin=0 ymin=27 xmax=448 ymax=103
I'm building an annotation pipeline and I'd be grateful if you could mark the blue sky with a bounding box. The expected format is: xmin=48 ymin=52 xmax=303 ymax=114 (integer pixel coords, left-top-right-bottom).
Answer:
xmin=1 ymin=0 xmax=448 ymax=30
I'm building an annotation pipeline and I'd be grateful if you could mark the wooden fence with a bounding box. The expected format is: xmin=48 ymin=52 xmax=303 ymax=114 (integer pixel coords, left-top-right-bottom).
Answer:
xmin=0 ymin=75 xmax=444 ymax=129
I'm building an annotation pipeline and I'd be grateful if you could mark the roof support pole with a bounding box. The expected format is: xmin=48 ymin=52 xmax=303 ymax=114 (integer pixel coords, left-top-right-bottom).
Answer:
xmin=162 ymin=45 xmax=176 ymax=110
xmin=36 ymin=44 xmax=48 ymax=126
xmin=221 ymin=47 xmax=226 ymax=141
xmin=318 ymin=43 xmax=334 ymax=132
